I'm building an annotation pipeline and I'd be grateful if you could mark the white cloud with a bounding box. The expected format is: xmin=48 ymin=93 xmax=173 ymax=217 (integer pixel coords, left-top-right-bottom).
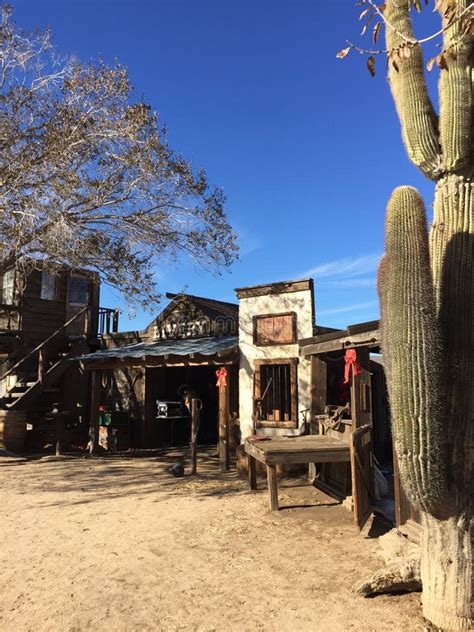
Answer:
xmin=318 ymin=277 xmax=376 ymax=289
xmin=236 ymin=225 xmax=262 ymax=257
xmin=317 ymin=300 xmax=379 ymax=316
xmin=299 ymin=253 xmax=381 ymax=280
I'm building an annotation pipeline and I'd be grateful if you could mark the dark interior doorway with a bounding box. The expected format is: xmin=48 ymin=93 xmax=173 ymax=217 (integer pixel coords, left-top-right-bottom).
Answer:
xmin=146 ymin=365 xmax=218 ymax=448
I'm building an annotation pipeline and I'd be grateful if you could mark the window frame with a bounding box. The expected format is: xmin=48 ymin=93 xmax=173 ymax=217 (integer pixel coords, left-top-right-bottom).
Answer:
xmin=253 ymin=312 xmax=297 ymax=346
xmin=68 ymin=273 xmax=89 ymax=306
xmin=0 ymin=269 xmax=15 ymax=305
xmin=40 ymin=271 xmax=58 ymax=301
xmin=253 ymin=357 xmax=298 ymax=429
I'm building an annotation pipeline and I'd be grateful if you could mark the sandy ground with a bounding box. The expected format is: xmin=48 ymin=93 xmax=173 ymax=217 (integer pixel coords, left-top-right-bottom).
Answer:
xmin=0 ymin=450 xmax=425 ymax=632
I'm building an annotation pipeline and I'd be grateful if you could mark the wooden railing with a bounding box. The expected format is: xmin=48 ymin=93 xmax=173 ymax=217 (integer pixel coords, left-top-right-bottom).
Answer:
xmin=0 ymin=305 xmax=89 ymax=384
xmin=98 ymin=307 xmax=119 ymax=335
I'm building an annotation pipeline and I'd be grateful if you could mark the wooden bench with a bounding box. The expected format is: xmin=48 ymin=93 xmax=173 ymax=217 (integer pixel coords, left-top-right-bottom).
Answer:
xmin=245 ymin=435 xmax=351 ymax=511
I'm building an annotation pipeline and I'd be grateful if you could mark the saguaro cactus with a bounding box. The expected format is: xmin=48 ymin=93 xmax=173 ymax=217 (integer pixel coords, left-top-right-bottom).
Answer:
xmin=377 ymin=1 xmax=473 ymax=629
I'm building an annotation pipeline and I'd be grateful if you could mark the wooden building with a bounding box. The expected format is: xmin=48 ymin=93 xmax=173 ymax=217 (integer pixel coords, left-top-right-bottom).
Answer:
xmin=0 ymin=264 xmax=118 ymax=449
xmin=28 ymin=271 xmax=412 ymax=536
xmin=79 ymin=293 xmax=240 ymax=464
xmin=299 ymin=321 xmax=418 ymax=535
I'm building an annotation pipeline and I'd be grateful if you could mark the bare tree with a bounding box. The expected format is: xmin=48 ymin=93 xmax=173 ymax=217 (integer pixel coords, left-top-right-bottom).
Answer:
xmin=0 ymin=5 xmax=238 ymax=308
xmin=340 ymin=1 xmax=473 ymax=629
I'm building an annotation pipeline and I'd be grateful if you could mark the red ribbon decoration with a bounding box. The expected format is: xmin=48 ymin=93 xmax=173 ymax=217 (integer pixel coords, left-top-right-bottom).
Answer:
xmin=216 ymin=367 xmax=228 ymax=387
xmin=343 ymin=349 xmax=362 ymax=384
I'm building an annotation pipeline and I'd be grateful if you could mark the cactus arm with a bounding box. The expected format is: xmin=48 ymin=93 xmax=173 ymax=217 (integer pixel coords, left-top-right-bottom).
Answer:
xmin=379 ymin=187 xmax=447 ymax=515
xmin=385 ymin=1 xmax=441 ymax=180
xmin=438 ymin=1 xmax=473 ymax=174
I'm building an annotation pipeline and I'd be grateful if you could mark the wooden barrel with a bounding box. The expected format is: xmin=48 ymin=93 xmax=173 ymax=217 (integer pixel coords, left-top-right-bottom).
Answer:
xmin=0 ymin=410 xmax=27 ymax=452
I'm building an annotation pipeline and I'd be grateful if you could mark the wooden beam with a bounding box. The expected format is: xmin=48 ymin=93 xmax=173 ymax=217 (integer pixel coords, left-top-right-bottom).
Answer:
xmin=89 ymin=369 xmax=101 ymax=454
xmin=218 ymin=380 xmax=230 ymax=471
xmin=190 ymin=398 xmax=199 ymax=475
xmin=235 ymin=278 xmax=313 ymax=299
xmin=341 ymin=330 xmax=380 ymax=348
xmin=81 ymin=355 xmax=239 ymax=371
xmin=300 ymin=338 xmax=345 ymax=356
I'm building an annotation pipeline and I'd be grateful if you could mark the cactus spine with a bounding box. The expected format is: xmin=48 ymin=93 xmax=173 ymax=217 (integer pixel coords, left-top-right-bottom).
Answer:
xmin=378 ymin=2 xmax=473 ymax=629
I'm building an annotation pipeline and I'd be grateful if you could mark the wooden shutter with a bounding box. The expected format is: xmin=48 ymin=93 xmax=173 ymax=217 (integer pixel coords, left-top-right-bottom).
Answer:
xmin=253 ymin=312 xmax=297 ymax=346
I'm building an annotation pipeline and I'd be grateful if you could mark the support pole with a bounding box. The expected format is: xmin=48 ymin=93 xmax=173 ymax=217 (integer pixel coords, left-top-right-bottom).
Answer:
xmin=89 ymin=369 xmax=101 ymax=455
xmin=54 ymin=408 xmax=63 ymax=456
xmin=248 ymin=454 xmax=257 ymax=490
xmin=267 ymin=465 xmax=279 ymax=511
xmin=218 ymin=381 xmax=230 ymax=471
xmin=190 ymin=397 xmax=199 ymax=475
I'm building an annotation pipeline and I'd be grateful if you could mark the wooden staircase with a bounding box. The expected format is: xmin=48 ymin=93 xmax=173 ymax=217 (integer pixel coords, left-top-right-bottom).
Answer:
xmin=0 ymin=307 xmax=90 ymax=446
xmin=1 ymin=338 xmax=86 ymax=410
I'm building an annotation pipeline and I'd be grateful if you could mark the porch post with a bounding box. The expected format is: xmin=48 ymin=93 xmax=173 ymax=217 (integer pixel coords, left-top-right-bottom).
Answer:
xmin=89 ymin=369 xmax=101 ymax=454
xmin=218 ymin=374 xmax=230 ymax=472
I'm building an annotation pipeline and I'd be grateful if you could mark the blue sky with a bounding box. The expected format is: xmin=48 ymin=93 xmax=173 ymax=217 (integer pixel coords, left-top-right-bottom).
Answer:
xmin=13 ymin=0 xmax=439 ymax=330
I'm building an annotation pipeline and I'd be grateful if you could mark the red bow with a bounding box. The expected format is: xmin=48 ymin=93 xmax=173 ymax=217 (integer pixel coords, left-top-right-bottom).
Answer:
xmin=344 ymin=349 xmax=362 ymax=384
xmin=216 ymin=367 xmax=228 ymax=387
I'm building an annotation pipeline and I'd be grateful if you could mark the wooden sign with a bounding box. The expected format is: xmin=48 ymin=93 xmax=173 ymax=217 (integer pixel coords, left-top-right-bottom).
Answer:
xmin=253 ymin=312 xmax=297 ymax=346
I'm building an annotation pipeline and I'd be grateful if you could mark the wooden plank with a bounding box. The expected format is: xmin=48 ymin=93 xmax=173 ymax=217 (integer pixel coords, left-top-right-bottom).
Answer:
xmin=341 ymin=330 xmax=380 ymax=348
xmin=300 ymin=338 xmax=344 ymax=356
xmin=350 ymin=425 xmax=374 ymax=531
xmin=248 ymin=455 xmax=257 ymax=490
xmin=265 ymin=450 xmax=350 ymax=465
xmin=190 ymin=398 xmax=198 ymax=475
xmin=89 ymin=369 xmax=101 ymax=454
xmin=266 ymin=465 xmax=279 ymax=510
xmin=346 ymin=320 xmax=380 ymax=335
xmin=254 ymin=357 xmax=298 ymax=366
xmin=253 ymin=312 xmax=297 ymax=346
xmin=235 ymin=279 xmax=313 ymax=299
xmin=256 ymin=420 xmax=297 ymax=429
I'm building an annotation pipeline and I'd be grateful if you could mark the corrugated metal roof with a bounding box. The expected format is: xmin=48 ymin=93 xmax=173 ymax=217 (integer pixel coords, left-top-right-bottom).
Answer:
xmin=78 ymin=335 xmax=239 ymax=363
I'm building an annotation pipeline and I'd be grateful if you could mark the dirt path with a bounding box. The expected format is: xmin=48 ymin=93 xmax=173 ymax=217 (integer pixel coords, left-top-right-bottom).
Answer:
xmin=0 ymin=453 xmax=424 ymax=632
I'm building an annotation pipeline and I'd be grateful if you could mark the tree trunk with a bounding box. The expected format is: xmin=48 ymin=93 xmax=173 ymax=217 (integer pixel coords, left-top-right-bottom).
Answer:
xmin=421 ymin=512 xmax=473 ymax=631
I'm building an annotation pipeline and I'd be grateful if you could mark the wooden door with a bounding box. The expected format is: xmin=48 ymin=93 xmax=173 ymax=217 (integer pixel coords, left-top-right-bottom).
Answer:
xmin=350 ymin=424 xmax=374 ymax=531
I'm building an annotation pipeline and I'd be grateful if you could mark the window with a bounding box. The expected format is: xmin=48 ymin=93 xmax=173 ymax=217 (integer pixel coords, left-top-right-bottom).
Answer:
xmin=68 ymin=275 xmax=89 ymax=305
xmin=253 ymin=358 xmax=298 ymax=428
xmin=40 ymin=271 xmax=57 ymax=301
xmin=253 ymin=312 xmax=297 ymax=346
xmin=0 ymin=270 xmax=15 ymax=305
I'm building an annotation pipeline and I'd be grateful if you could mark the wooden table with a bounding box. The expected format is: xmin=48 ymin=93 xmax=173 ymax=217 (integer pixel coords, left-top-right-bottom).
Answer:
xmin=245 ymin=435 xmax=351 ymax=511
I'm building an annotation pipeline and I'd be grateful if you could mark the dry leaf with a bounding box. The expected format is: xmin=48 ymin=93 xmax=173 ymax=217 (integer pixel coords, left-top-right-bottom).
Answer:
xmin=367 ymin=55 xmax=376 ymax=77
xmin=373 ymin=22 xmax=382 ymax=44
xmin=336 ymin=46 xmax=351 ymax=59
xmin=427 ymin=56 xmax=436 ymax=72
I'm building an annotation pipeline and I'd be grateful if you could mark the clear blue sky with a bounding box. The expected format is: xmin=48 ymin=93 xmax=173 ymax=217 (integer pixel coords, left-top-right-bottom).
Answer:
xmin=13 ymin=0 xmax=438 ymax=331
